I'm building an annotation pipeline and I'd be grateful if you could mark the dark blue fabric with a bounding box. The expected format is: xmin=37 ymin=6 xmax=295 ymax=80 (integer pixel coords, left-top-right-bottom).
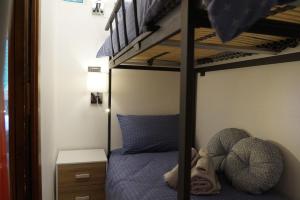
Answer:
xmin=107 ymin=149 xmax=285 ymax=200
xmin=97 ymin=0 xmax=295 ymax=57
xmin=278 ymin=0 xmax=296 ymax=4
xmin=204 ymin=0 xmax=276 ymax=42
xmin=117 ymin=114 xmax=179 ymax=154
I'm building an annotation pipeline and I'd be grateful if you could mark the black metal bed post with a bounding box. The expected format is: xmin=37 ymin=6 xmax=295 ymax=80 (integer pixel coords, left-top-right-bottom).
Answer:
xmin=115 ymin=12 xmax=121 ymax=52
xmin=132 ymin=0 xmax=139 ymax=37
xmin=191 ymin=72 xmax=197 ymax=148
xmin=121 ymin=0 xmax=128 ymax=46
xmin=107 ymin=69 xmax=112 ymax=158
xmin=178 ymin=0 xmax=197 ymax=199
xmin=109 ymin=23 xmax=114 ymax=56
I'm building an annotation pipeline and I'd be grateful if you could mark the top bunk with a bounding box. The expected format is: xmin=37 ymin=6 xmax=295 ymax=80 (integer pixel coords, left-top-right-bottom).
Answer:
xmin=97 ymin=0 xmax=300 ymax=72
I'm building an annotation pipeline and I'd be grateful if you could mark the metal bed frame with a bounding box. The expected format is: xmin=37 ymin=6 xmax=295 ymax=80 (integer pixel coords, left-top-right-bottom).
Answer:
xmin=105 ymin=0 xmax=300 ymax=199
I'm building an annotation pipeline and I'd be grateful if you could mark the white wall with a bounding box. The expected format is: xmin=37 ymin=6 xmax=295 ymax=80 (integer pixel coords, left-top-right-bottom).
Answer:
xmin=40 ymin=0 xmax=57 ymax=199
xmin=196 ymin=61 xmax=300 ymax=200
xmin=40 ymin=1 xmax=115 ymax=200
xmin=111 ymin=69 xmax=180 ymax=149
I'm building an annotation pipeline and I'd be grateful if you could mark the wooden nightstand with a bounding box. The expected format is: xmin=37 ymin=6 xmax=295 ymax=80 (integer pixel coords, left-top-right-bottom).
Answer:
xmin=56 ymin=149 xmax=107 ymax=200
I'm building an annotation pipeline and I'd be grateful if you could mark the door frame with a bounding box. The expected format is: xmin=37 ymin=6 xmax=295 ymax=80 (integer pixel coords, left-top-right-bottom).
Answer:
xmin=9 ymin=0 xmax=41 ymax=199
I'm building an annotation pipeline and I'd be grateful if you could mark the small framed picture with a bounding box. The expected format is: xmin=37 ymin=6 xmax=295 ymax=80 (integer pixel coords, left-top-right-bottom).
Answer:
xmin=92 ymin=0 xmax=104 ymax=15
xmin=64 ymin=0 xmax=84 ymax=3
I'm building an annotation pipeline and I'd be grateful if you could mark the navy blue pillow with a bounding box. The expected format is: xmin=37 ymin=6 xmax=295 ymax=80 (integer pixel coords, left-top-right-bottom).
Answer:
xmin=117 ymin=114 xmax=179 ymax=154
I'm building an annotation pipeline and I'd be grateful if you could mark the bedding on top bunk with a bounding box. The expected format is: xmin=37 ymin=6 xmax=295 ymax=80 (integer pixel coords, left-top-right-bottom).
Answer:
xmin=107 ymin=149 xmax=285 ymax=200
xmin=97 ymin=0 xmax=181 ymax=57
xmin=96 ymin=0 xmax=295 ymax=58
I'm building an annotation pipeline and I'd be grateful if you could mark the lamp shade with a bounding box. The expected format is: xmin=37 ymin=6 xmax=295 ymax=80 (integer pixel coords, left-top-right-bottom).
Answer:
xmin=87 ymin=70 xmax=108 ymax=93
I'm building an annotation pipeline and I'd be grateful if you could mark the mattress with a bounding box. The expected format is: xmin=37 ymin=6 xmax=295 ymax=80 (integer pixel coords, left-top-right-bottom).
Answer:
xmin=107 ymin=149 xmax=285 ymax=200
xmin=97 ymin=0 xmax=296 ymax=58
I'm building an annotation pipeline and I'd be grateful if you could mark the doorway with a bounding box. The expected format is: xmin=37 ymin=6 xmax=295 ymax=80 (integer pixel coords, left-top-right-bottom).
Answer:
xmin=1 ymin=38 xmax=10 ymax=200
xmin=7 ymin=0 xmax=41 ymax=199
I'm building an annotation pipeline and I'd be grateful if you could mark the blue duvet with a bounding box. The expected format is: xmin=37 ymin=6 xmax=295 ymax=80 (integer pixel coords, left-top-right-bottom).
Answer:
xmin=107 ymin=149 xmax=285 ymax=200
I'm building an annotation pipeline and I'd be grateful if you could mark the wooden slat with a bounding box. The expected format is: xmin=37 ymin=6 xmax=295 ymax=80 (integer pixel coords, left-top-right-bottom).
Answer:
xmin=267 ymin=7 xmax=300 ymax=23
xmin=196 ymin=52 xmax=300 ymax=72
xmin=109 ymin=3 xmax=300 ymax=68
xmin=146 ymin=52 xmax=170 ymax=64
xmin=170 ymin=28 xmax=286 ymax=46
xmin=160 ymin=40 xmax=277 ymax=55
xmin=123 ymin=59 xmax=180 ymax=68
xmin=130 ymin=45 xmax=221 ymax=62
xmin=124 ymin=27 xmax=290 ymax=63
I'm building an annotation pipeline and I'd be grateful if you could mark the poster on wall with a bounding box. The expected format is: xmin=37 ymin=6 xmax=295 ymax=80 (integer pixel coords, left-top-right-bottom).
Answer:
xmin=64 ymin=0 xmax=84 ymax=3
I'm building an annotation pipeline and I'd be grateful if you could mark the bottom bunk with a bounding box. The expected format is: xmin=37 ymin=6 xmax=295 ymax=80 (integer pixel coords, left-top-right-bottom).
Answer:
xmin=107 ymin=149 xmax=285 ymax=200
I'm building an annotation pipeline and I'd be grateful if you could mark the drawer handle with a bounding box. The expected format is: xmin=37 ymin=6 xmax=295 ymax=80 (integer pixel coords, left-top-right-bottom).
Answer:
xmin=75 ymin=173 xmax=90 ymax=180
xmin=74 ymin=196 xmax=90 ymax=200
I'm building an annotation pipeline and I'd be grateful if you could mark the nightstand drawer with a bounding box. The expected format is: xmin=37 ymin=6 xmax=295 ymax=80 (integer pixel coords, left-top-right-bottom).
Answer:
xmin=59 ymin=185 xmax=105 ymax=200
xmin=58 ymin=163 xmax=106 ymax=187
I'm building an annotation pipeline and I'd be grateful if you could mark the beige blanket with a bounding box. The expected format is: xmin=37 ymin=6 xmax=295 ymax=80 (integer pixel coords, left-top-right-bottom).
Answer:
xmin=164 ymin=148 xmax=221 ymax=195
xmin=190 ymin=148 xmax=221 ymax=195
xmin=164 ymin=148 xmax=200 ymax=189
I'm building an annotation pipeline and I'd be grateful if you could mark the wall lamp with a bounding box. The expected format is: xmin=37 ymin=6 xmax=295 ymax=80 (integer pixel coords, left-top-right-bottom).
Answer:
xmin=87 ymin=66 xmax=108 ymax=105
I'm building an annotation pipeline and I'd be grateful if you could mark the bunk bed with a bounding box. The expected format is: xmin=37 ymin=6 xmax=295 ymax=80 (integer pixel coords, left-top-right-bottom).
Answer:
xmin=98 ymin=0 xmax=300 ymax=199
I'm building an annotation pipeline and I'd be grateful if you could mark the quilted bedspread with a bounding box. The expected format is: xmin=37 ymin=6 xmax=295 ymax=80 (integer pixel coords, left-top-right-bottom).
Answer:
xmin=107 ymin=149 xmax=286 ymax=200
